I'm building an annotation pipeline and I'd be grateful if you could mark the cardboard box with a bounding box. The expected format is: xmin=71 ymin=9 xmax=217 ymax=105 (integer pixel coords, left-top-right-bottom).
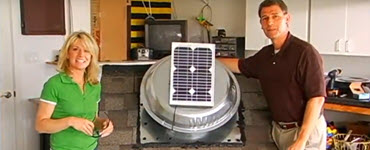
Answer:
xmin=92 ymin=0 xmax=131 ymax=61
xmin=350 ymin=82 xmax=370 ymax=100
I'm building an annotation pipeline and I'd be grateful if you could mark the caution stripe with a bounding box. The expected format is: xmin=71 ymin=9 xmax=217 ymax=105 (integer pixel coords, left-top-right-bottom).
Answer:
xmin=130 ymin=0 xmax=172 ymax=49
xmin=131 ymin=7 xmax=172 ymax=14
xmin=132 ymin=1 xmax=171 ymax=8
xmin=131 ymin=14 xmax=171 ymax=19
xmin=131 ymin=43 xmax=145 ymax=48
xmin=131 ymin=37 xmax=145 ymax=43
xmin=132 ymin=0 xmax=172 ymax=2
xmin=131 ymin=31 xmax=145 ymax=37
xmin=131 ymin=19 xmax=145 ymax=26
xmin=131 ymin=25 xmax=145 ymax=31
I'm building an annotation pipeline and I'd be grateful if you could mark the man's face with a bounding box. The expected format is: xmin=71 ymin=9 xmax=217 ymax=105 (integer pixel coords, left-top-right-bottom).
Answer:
xmin=260 ymin=5 xmax=290 ymax=40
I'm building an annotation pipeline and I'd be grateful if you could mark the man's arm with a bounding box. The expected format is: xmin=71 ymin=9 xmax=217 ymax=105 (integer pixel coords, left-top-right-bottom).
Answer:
xmin=217 ymin=58 xmax=241 ymax=73
xmin=289 ymin=96 xmax=325 ymax=149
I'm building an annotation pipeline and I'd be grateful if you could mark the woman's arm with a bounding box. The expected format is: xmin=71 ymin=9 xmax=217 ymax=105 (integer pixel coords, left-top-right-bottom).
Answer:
xmin=35 ymin=101 xmax=95 ymax=136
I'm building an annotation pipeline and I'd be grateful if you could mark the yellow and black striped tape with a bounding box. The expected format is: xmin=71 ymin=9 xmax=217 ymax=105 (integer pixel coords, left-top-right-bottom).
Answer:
xmin=130 ymin=0 xmax=172 ymax=49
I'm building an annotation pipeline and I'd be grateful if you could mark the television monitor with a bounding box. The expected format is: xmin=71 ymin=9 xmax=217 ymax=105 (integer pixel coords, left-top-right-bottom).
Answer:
xmin=145 ymin=20 xmax=187 ymax=59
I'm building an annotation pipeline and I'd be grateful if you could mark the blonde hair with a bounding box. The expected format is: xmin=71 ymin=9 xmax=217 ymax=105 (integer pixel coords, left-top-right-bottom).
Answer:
xmin=57 ymin=31 xmax=100 ymax=85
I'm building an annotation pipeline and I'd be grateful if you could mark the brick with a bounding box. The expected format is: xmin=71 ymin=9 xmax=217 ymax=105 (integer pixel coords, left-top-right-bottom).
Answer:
xmin=242 ymin=142 xmax=276 ymax=150
xmin=142 ymin=148 xmax=178 ymax=150
xmin=256 ymin=143 xmax=278 ymax=150
xmin=99 ymin=130 xmax=133 ymax=145
xmin=124 ymin=94 xmax=139 ymax=110
xmin=102 ymin=76 xmax=134 ymax=94
xmin=242 ymin=93 xmax=268 ymax=110
xmin=134 ymin=71 xmax=146 ymax=93
xmin=99 ymin=95 xmax=106 ymax=111
xmin=127 ymin=110 xmax=138 ymax=127
xmin=135 ymin=69 xmax=147 ymax=76
xmin=104 ymin=65 xmax=150 ymax=76
xmin=104 ymin=93 xmax=125 ymax=111
xmin=134 ymin=76 xmax=143 ymax=93
xmin=243 ymin=110 xmax=272 ymax=126
xmin=241 ymin=143 xmax=258 ymax=150
xmin=108 ymin=110 xmax=128 ymax=129
xmin=98 ymin=145 xmax=120 ymax=150
xmin=132 ymin=127 xmax=138 ymax=144
xmin=102 ymin=66 xmax=135 ymax=77
xmin=185 ymin=147 xmax=210 ymax=150
xmin=98 ymin=110 xmax=109 ymax=118
xmin=142 ymin=148 xmax=159 ymax=150
xmin=235 ymin=75 xmax=262 ymax=92
xmin=245 ymin=125 xmax=274 ymax=143
xmin=120 ymin=145 xmax=135 ymax=150
xmin=210 ymin=146 xmax=242 ymax=150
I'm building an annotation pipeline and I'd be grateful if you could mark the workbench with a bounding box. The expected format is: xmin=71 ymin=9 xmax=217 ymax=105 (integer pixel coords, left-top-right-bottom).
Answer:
xmin=325 ymin=97 xmax=370 ymax=115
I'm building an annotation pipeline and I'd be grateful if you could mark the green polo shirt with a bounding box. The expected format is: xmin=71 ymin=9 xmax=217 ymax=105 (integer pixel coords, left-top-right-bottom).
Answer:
xmin=40 ymin=72 xmax=101 ymax=150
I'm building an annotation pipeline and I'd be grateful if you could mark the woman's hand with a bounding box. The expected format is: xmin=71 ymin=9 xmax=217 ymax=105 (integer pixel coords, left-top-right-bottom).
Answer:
xmin=68 ymin=117 xmax=95 ymax=136
xmin=99 ymin=119 xmax=114 ymax=137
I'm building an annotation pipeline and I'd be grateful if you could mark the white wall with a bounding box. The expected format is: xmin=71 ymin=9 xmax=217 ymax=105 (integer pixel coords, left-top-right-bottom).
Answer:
xmin=173 ymin=0 xmax=246 ymax=42
xmin=8 ymin=0 xmax=90 ymax=149
xmin=322 ymin=55 xmax=370 ymax=79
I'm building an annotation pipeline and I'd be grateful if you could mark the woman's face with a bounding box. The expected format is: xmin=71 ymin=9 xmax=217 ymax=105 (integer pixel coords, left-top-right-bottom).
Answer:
xmin=67 ymin=39 xmax=92 ymax=72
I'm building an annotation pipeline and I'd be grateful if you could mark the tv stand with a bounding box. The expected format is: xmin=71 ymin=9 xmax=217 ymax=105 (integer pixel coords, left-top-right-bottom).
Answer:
xmin=152 ymin=51 xmax=171 ymax=59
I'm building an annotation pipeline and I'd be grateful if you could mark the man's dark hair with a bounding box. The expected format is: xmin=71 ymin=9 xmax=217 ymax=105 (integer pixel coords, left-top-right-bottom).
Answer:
xmin=258 ymin=0 xmax=288 ymax=18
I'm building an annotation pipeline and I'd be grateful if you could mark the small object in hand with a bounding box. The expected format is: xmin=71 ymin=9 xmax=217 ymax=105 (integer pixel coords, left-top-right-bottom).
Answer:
xmin=91 ymin=130 xmax=101 ymax=138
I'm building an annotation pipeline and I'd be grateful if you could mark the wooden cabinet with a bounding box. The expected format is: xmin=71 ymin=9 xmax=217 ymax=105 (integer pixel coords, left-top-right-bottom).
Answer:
xmin=245 ymin=0 xmax=309 ymax=50
xmin=284 ymin=0 xmax=309 ymax=41
xmin=346 ymin=0 xmax=370 ymax=55
xmin=92 ymin=0 xmax=131 ymax=62
xmin=20 ymin=0 xmax=65 ymax=35
xmin=310 ymin=0 xmax=370 ymax=56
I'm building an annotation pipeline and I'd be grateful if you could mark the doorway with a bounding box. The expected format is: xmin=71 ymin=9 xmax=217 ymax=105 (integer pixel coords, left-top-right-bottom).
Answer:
xmin=0 ymin=0 xmax=17 ymax=149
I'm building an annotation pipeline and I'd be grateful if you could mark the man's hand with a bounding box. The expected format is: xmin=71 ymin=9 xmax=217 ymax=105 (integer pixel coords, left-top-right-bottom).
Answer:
xmin=288 ymin=139 xmax=306 ymax=150
xmin=289 ymin=96 xmax=324 ymax=150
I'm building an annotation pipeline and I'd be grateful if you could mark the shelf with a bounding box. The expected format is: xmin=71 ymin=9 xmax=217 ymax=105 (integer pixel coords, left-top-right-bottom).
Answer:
xmin=46 ymin=60 xmax=158 ymax=66
xmin=324 ymin=102 xmax=370 ymax=116
xmin=99 ymin=60 xmax=158 ymax=66
xmin=46 ymin=61 xmax=57 ymax=65
xmin=324 ymin=97 xmax=370 ymax=115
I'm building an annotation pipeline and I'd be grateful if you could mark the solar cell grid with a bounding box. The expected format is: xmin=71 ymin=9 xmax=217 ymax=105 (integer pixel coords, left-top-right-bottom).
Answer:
xmin=169 ymin=42 xmax=215 ymax=107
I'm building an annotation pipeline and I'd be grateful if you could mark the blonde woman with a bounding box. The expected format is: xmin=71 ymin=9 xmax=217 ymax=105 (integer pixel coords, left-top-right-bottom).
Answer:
xmin=35 ymin=31 xmax=113 ymax=150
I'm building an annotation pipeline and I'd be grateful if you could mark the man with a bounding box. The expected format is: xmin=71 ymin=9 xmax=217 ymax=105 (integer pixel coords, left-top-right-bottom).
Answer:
xmin=219 ymin=0 xmax=327 ymax=149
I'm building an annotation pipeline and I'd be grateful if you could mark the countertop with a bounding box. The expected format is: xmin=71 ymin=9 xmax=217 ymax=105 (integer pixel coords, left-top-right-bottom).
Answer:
xmin=324 ymin=97 xmax=370 ymax=115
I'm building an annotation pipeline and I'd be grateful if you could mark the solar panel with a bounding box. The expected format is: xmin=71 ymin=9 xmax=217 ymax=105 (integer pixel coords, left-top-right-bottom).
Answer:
xmin=169 ymin=42 xmax=215 ymax=107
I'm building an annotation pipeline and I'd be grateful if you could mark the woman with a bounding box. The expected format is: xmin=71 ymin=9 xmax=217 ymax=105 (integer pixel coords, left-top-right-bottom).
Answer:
xmin=35 ymin=31 xmax=113 ymax=150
